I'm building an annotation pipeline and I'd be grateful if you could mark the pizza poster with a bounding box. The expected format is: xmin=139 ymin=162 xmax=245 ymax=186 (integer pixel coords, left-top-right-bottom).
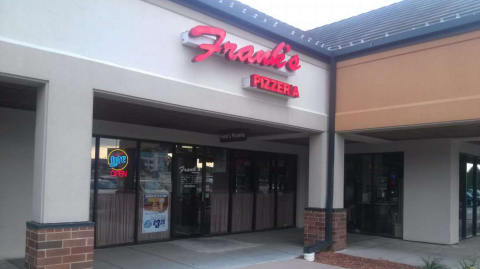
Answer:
xmin=142 ymin=194 xmax=169 ymax=233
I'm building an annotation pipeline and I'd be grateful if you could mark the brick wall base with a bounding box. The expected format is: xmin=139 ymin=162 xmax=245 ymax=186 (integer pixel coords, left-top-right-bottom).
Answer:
xmin=304 ymin=208 xmax=347 ymax=252
xmin=25 ymin=221 xmax=94 ymax=269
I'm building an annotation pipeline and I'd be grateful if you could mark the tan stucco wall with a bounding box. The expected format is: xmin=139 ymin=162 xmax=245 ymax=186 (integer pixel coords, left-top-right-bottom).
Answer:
xmin=336 ymin=30 xmax=480 ymax=131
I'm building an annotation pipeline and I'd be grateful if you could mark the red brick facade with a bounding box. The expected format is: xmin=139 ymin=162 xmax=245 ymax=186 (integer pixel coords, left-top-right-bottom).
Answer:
xmin=304 ymin=208 xmax=347 ymax=251
xmin=25 ymin=223 xmax=94 ymax=269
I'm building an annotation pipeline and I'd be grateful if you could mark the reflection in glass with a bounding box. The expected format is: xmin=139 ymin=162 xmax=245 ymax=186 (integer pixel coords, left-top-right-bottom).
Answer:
xmin=137 ymin=143 xmax=172 ymax=242
xmin=95 ymin=138 xmax=137 ymax=247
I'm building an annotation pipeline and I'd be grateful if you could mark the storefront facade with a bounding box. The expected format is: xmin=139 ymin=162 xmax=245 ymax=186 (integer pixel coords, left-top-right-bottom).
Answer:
xmin=3 ymin=0 xmax=480 ymax=267
xmin=0 ymin=0 xmax=338 ymax=265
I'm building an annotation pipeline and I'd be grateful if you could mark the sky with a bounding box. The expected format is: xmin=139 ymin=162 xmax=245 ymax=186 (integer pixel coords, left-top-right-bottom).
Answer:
xmin=237 ymin=0 xmax=404 ymax=31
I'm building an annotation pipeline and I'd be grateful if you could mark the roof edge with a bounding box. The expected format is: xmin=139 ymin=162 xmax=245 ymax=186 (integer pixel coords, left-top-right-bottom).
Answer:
xmin=169 ymin=0 xmax=480 ymax=62
xmin=333 ymin=12 xmax=480 ymax=60
xmin=170 ymin=0 xmax=333 ymax=60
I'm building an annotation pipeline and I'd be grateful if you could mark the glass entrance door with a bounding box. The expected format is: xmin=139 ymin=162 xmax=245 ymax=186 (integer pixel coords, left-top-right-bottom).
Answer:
xmin=345 ymin=153 xmax=403 ymax=238
xmin=174 ymin=154 xmax=204 ymax=238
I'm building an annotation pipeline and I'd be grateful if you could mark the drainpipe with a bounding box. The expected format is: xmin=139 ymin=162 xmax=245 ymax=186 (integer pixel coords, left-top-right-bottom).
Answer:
xmin=304 ymin=56 xmax=337 ymax=259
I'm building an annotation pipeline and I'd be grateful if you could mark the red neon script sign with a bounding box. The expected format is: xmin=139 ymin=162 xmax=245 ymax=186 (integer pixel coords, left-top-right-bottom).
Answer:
xmin=188 ymin=26 xmax=301 ymax=72
xmin=248 ymin=74 xmax=299 ymax=98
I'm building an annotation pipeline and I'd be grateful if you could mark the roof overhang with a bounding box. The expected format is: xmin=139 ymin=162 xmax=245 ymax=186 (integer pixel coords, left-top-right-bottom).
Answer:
xmin=170 ymin=0 xmax=480 ymax=62
xmin=333 ymin=12 xmax=480 ymax=60
xmin=169 ymin=0 xmax=332 ymax=61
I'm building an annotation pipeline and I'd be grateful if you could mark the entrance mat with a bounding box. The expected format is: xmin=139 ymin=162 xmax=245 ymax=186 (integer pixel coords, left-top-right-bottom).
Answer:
xmin=168 ymin=237 xmax=260 ymax=253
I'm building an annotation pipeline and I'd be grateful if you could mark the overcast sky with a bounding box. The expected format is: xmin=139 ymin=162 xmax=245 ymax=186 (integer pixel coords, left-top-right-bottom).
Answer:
xmin=237 ymin=0 xmax=404 ymax=31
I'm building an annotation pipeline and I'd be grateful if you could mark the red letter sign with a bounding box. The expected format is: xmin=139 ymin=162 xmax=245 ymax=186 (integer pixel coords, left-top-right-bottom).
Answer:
xmin=245 ymin=74 xmax=299 ymax=98
xmin=188 ymin=26 xmax=301 ymax=72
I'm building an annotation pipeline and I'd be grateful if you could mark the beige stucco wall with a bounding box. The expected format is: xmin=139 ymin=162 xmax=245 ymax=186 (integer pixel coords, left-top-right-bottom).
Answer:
xmin=336 ymin=30 xmax=480 ymax=131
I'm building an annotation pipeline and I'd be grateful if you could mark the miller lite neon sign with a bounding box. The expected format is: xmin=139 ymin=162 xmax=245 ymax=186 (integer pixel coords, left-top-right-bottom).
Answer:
xmin=182 ymin=26 xmax=301 ymax=76
xmin=108 ymin=149 xmax=129 ymax=178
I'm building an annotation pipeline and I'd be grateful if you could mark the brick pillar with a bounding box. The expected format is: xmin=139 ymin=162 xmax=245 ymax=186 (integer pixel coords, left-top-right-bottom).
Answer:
xmin=304 ymin=209 xmax=325 ymax=246
xmin=25 ymin=222 xmax=94 ymax=269
xmin=304 ymin=208 xmax=347 ymax=251
xmin=331 ymin=210 xmax=347 ymax=251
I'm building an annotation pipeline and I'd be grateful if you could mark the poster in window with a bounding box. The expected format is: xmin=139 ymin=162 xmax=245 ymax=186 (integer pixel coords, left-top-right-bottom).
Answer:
xmin=142 ymin=194 xmax=169 ymax=233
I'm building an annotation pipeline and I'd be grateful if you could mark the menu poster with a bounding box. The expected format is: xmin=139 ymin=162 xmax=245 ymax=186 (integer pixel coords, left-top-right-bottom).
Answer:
xmin=142 ymin=194 xmax=169 ymax=233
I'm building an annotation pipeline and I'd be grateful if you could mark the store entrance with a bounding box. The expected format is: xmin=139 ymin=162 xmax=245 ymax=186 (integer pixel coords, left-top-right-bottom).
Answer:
xmin=174 ymin=153 xmax=205 ymax=238
xmin=344 ymin=152 xmax=404 ymax=238
xmin=90 ymin=138 xmax=296 ymax=248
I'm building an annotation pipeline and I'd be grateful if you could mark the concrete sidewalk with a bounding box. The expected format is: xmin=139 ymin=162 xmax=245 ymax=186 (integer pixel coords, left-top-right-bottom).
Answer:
xmin=94 ymin=229 xmax=304 ymax=269
xmin=341 ymin=233 xmax=480 ymax=268
xmin=242 ymin=259 xmax=345 ymax=269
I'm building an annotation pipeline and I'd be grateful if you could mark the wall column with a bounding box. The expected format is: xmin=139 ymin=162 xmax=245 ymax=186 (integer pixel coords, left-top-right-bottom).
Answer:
xmin=304 ymin=133 xmax=346 ymax=251
xmin=26 ymin=73 xmax=94 ymax=269
xmin=308 ymin=133 xmax=328 ymax=208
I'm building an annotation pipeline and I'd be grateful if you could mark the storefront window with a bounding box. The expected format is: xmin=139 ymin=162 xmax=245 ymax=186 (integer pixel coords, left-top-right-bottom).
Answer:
xmin=255 ymin=154 xmax=274 ymax=230
xmin=276 ymin=155 xmax=296 ymax=227
xmin=95 ymin=138 xmax=137 ymax=247
xmin=90 ymin=137 xmax=297 ymax=245
xmin=137 ymin=142 xmax=172 ymax=242
xmin=205 ymin=148 xmax=229 ymax=234
xmin=231 ymin=150 xmax=254 ymax=232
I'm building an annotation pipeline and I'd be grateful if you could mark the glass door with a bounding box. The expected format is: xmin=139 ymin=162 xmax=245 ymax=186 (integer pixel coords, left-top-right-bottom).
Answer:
xmin=372 ymin=154 xmax=402 ymax=237
xmin=174 ymin=153 xmax=205 ymax=238
xmin=345 ymin=153 xmax=403 ymax=238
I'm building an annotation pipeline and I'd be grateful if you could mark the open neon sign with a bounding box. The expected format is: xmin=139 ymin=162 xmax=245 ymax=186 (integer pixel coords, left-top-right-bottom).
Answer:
xmin=187 ymin=26 xmax=301 ymax=72
xmin=107 ymin=149 xmax=129 ymax=178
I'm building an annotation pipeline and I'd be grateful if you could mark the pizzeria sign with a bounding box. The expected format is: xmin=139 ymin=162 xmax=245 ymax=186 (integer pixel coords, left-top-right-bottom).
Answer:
xmin=183 ymin=25 xmax=301 ymax=98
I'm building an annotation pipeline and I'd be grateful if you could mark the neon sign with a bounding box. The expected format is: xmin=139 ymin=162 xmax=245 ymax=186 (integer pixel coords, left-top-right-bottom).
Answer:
xmin=243 ymin=74 xmax=299 ymax=98
xmin=187 ymin=26 xmax=301 ymax=72
xmin=108 ymin=149 xmax=129 ymax=177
